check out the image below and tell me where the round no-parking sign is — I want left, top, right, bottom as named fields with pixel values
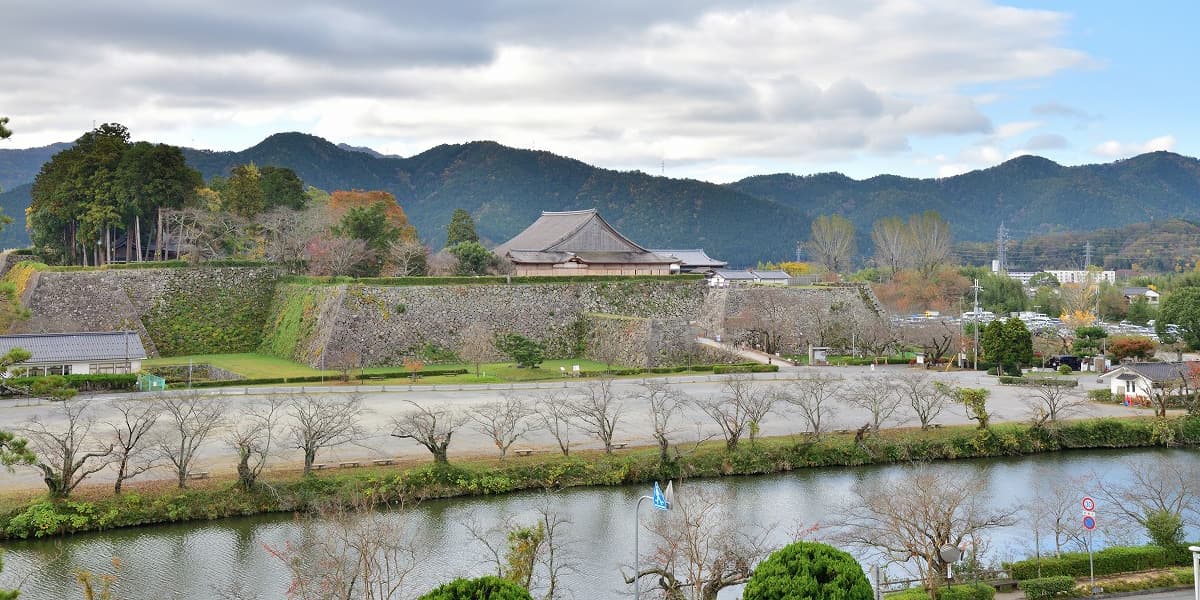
left=1083, top=515, right=1096, bottom=530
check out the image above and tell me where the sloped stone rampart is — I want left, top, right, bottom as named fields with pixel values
left=13, top=267, right=281, bottom=357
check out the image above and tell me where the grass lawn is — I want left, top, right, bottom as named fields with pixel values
left=144, top=353, right=628, bottom=383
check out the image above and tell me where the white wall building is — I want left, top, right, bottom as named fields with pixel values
left=0, top=331, right=147, bottom=375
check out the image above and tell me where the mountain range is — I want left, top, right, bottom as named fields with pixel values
left=3, top=133, right=1200, bottom=266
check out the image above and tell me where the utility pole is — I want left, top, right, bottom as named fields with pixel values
left=972, top=278, right=982, bottom=370
left=995, top=223, right=1009, bottom=273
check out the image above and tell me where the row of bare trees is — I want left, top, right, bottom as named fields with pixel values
left=17, top=392, right=367, bottom=498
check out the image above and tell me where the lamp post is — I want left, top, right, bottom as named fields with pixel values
left=634, top=481, right=673, bottom=600
left=1189, top=545, right=1199, bottom=600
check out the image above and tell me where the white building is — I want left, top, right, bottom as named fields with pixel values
left=0, top=331, right=147, bottom=375
left=1045, top=270, right=1116, bottom=284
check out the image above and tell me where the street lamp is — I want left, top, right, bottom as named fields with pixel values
left=634, top=481, right=673, bottom=600
left=1189, top=545, right=1199, bottom=600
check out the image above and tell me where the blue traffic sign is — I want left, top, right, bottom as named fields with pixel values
left=653, top=482, right=669, bottom=511
left=1083, top=516, right=1096, bottom=530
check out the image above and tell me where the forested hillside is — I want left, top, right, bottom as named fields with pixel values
left=4, top=132, right=1200, bottom=265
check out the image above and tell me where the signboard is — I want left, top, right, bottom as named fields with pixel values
left=1083, top=515, right=1096, bottom=530
left=1082, top=496, right=1097, bottom=530
left=1081, top=497, right=1095, bottom=511
left=652, top=482, right=670, bottom=511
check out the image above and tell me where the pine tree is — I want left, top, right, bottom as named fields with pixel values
left=446, top=208, right=479, bottom=247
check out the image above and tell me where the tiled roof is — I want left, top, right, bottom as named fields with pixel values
left=715, top=269, right=758, bottom=280
left=497, top=209, right=678, bottom=265
left=0, top=331, right=147, bottom=364
left=649, top=249, right=727, bottom=268
left=1120, top=362, right=1189, bottom=383
left=751, top=270, right=791, bottom=280
left=506, top=250, right=677, bottom=265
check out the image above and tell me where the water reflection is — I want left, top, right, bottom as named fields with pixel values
left=1, top=448, right=1196, bottom=599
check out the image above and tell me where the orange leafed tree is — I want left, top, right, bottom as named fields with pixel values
left=329, top=190, right=418, bottom=241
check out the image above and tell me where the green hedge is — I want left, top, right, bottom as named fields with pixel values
left=998, top=376, right=1078, bottom=387
left=888, top=584, right=995, bottom=600
left=185, top=368, right=470, bottom=388
left=713, top=364, right=780, bottom=374
left=1019, top=576, right=1076, bottom=600
left=35, top=260, right=273, bottom=272
left=282, top=274, right=704, bottom=286
left=416, top=576, right=533, bottom=599
left=1008, top=545, right=1189, bottom=579
left=4, top=373, right=137, bottom=392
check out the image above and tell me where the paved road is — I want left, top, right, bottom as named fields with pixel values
left=0, top=365, right=1148, bottom=490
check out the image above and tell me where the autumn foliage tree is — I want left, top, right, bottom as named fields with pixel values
left=1108, top=336, right=1156, bottom=361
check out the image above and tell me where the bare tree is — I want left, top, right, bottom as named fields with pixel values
left=626, top=487, right=773, bottom=600
left=464, top=494, right=576, bottom=599
left=894, top=372, right=946, bottom=430
left=258, top=205, right=326, bottom=273
left=807, top=214, right=856, bottom=274
left=837, top=464, right=1017, bottom=597
left=695, top=375, right=776, bottom=451
left=1023, top=379, right=1089, bottom=425
left=903, top=320, right=957, bottom=368
left=845, top=376, right=904, bottom=433
left=1147, top=373, right=1189, bottom=418
left=287, top=393, right=365, bottom=475
left=390, top=400, right=465, bottom=464
left=568, top=376, right=624, bottom=454
left=782, top=372, right=843, bottom=436
left=227, top=396, right=287, bottom=491
left=907, top=211, right=952, bottom=278
left=384, top=238, right=428, bottom=277
left=105, top=398, right=161, bottom=494
left=533, top=390, right=573, bottom=457
left=1095, top=459, right=1200, bottom=537
left=459, top=321, right=495, bottom=377
left=872, top=216, right=910, bottom=279
left=1025, top=471, right=1093, bottom=568
left=157, top=392, right=226, bottom=489
left=638, top=380, right=688, bottom=463
left=21, top=399, right=113, bottom=498
left=266, top=494, right=416, bottom=600
left=308, top=236, right=369, bottom=276
left=426, top=248, right=459, bottom=276
left=468, top=394, right=533, bottom=460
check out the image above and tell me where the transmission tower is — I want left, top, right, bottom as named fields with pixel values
left=995, top=223, right=1009, bottom=272
left=1083, top=241, right=1092, bottom=268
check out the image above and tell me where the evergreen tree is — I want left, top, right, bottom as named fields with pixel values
left=223, top=162, right=265, bottom=219
left=259, top=166, right=307, bottom=210
left=982, top=317, right=1033, bottom=375
left=449, top=240, right=494, bottom=275
left=446, top=208, right=479, bottom=247
left=743, top=541, right=873, bottom=600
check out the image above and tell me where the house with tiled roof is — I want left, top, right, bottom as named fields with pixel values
left=649, top=249, right=727, bottom=274
left=494, top=209, right=679, bottom=276
left=1122, top=287, right=1160, bottom=305
left=1098, top=361, right=1193, bottom=402
left=0, top=331, right=147, bottom=376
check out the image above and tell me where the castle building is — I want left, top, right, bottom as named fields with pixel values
left=494, top=209, right=679, bottom=276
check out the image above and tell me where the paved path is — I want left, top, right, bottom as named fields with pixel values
left=0, top=365, right=1149, bottom=491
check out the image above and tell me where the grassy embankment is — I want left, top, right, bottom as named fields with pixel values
left=3, top=415, right=1198, bottom=541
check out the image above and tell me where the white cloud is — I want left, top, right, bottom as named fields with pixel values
left=1091, top=135, right=1176, bottom=159
left=995, top=121, right=1041, bottom=140
left=0, top=0, right=1089, bottom=179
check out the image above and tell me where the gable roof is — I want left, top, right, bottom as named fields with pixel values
left=649, top=249, right=727, bottom=268
left=1122, top=287, right=1159, bottom=297
left=752, top=270, right=790, bottom=280
left=496, top=209, right=677, bottom=265
left=0, top=331, right=147, bottom=365
left=714, top=269, right=758, bottom=280
left=1100, top=361, right=1191, bottom=384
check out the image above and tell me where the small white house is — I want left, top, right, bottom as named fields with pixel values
left=1098, top=361, right=1192, bottom=403
left=1122, top=287, right=1161, bottom=306
left=0, top=331, right=147, bottom=376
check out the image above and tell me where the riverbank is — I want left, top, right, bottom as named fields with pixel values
left=3, top=415, right=1199, bottom=540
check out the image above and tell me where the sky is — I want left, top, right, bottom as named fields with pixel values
left=2, top=0, right=1196, bottom=182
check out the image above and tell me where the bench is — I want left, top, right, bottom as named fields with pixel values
left=312, top=463, right=327, bottom=470
left=612, top=442, right=629, bottom=450
left=186, top=471, right=210, bottom=480
left=930, top=423, right=944, bottom=429
left=339, top=461, right=361, bottom=468
left=513, top=448, right=535, bottom=457
left=371, top=459, right=395, bottom=466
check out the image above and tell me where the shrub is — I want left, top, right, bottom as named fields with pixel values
left=743, top=541, right=873, bottom=600
left=713, top=364, right=780, bottom=374
left=997, top=376, right=1077, bottom=387
left=1057, top=365, right=1073, bottom=375
left=1088, top=389, right=1114, bottom=403
left=1020, top=576, right=1076, bottom=600
left=416, top=576, right=533, bottom=600
left=888, top=584, right=995, bottom=600
left=495, top=333, right=545, bottom=368
left=1007, top=544, right=1187, bottom=579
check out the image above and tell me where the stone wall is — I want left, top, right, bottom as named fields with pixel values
left=583, top=313, right=696, bottom=368
left=262, top=280, right=709, bottom=367
left=14, top=266, right=281, bottom=357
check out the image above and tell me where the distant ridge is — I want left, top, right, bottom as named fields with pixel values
left=3, top=133, right=1200, bottom=265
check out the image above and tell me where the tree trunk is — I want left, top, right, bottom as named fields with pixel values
left=237, top=448, right=254, bottom=491
left=433, top=444, right=449, bottom=464
left=177, top=467, right=188, bottom=489
left=135, top=215, right=142, bottom=261
left=303, top=448, right=316, bottom=475
left=156, top=208, right=164, bottom=261
left=114, top=456, right=129, bottom=494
